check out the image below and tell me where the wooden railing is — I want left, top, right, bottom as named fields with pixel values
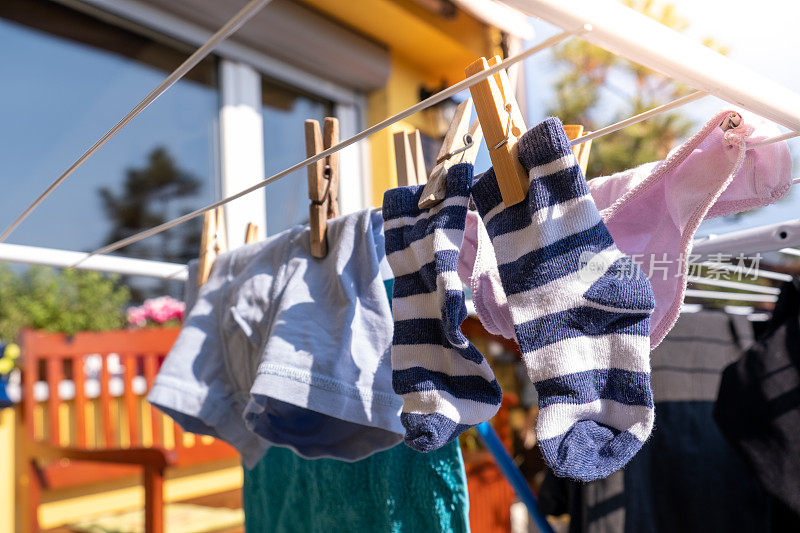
left=16, top=328, right=236, bottom=533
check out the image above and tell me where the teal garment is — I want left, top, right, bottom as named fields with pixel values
left=241, top=280, right=470, bottom=532
left=243, top=441, right=470, bottom=532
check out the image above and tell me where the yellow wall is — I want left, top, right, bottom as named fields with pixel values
left=299, top=0, right=503, bottom=204
left=299, top=0, right=494, bottom=85
left=366, top=56, right=442, bottom=205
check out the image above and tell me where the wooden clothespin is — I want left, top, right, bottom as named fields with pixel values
left=418, top=98, right=483, bottom=208
left=198, top=206, right=228, bottom=287
left=244, top=222, right=259, bottom=244
left=466, top=56, right=528, bottom=207
left=305, top=117, right=339, bottom=259
left=393, top=130, right=427, bottom=187
left=563, top=125, right=593, bottom=177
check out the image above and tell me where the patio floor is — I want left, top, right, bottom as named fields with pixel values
left=43, top=489, right=244, bottom=533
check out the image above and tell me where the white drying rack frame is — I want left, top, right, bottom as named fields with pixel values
left=508, top=0, right=800, bottom=132
left=693, top=220, right=800, bottom=260
left=0, top=243, right=188, bottom=281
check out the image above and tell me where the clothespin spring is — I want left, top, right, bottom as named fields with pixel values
left=310, top=173, right=333, bottom=207
left=436, top=133, right=475, bottom=164
left=492, top=104, right=515, bottom=151
left=719, top=111, right=742, bottom=132
left=212, top=230, right=224, bottom=254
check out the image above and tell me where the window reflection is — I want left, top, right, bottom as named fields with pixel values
left=0, top=0, right=219, bottom=298
left=262, top=78, right=332, bottom=235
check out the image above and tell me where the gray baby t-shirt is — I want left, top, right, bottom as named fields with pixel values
left=148, top=209, right=403, bottom=467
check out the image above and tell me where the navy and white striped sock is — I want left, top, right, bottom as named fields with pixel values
left=383, top=163, right=502, bottom=452
left=472, top=118, right=655, bottom=481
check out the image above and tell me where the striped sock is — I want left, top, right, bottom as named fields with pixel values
left=383, top=163, right=502, bottom=452
left=471, top=118, right=655, bottom=481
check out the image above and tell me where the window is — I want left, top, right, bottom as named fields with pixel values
left=261, top=77, right=333, bottom=235
left=0, top=0, right=219, bottom=297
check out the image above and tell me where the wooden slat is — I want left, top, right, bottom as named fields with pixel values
left=58, top=402, right=71, bottom=446
left=393, top=131, right=417, bottom=187
left=46, top=358, right=63, bottom=446
left=144, top=465, right=165, bottom=533
left=305, top=120, right=325, bottom=202
left=173, top=411, right=183, bottom=452
left=33, top=404, right=45, bottom=441
left=21, top=331, right=38, bottom=440
left=72, top=356, right=87, bottom=447
left=323, top=117, right=340, bottom=219
left=197, top=208, right=227, bottom=287
left=99, top=356, right=114, bottom=447
left=123, top=354, right=140, bottom=447
left=112, top=397, right=125, bottom=447
left=244, top=222, right=259, bottom=244
left=419, top=99, right=474, bottom=208
left=162, top=417, right=175, bottom=449
left=564, top=124, right=593, bottom=177
left=466, top=56, right=528, bottom=206
left=410, top=130, right=427, bottom=185
left=576, top=136, right=593, bottom=177
left=143, top=353, right=162, bottom=447
left=85, top=400, right=97, bottom=447
left=307, top=119, right=328, bottom=258
left=309, top=201, right=329, bottom=258
left=18, top=325, right=240, bottom=520
left=183, top=432, right=196, bottom=449
left=20, top=328, right=179, bottom=356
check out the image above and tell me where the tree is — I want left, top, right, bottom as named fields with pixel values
left=0, top=265, right=129, bottom=342
left=98, top=147, right=203, bottom=299
left=548, top=0, right=728, bottom=178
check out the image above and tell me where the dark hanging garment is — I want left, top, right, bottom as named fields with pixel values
left=714, top=278, right=800, bottom=526
left=541, top=310, right=772, bottom=533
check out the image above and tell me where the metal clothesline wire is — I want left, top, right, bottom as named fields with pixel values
left=9, top=12, right=793, bottom=272
left=569, top=90, right=707, bottom=146
left=0, top=0, right=275, bottom=244
left=74, top=31, right=719, bottom=266
left=748, top=129, right=800, bottom=148
left=72, top=29, right=580, bottom=265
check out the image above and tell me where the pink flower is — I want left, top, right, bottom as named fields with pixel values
left=127, top=306, right=147, bottom=327
left=142, top=296, right=185, bottom=324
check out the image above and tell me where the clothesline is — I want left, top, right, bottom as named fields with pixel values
left=72, top=29, right=579, bottom=264
left=75, top=83, right=794, bottom=266
left=0, top=0, right=275, bottom=244
left=73, top=49, right=720, bottom=266
left=569, top=90, right=707, bottom=146
left=0, top=0, right=797, bottom=299
left=749, top=130, right=800, bottom=148
left=2, top=0, right=796, bottom=266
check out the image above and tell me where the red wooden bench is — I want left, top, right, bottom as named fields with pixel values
left=16, top=328, right=238, bottom=533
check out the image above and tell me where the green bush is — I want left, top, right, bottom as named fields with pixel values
left=0, top=265, right=130, bottom=342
